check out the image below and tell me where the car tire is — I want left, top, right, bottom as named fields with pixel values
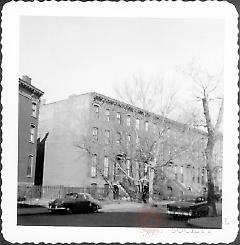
left=91, top=205, right=98, bottom=213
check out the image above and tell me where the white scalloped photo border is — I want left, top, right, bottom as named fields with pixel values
left=1, top=1, right=239, bottom=244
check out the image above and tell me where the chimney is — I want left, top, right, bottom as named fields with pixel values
left=22, top=75, right=32, bottom=84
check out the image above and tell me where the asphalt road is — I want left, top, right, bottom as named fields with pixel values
left=17, top=209, right=191, bottom=228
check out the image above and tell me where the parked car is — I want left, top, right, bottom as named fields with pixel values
left=48, top=192, right=102, bottom=214
left=167, top=195, right=209, bottom=218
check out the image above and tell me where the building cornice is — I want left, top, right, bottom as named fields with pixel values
left=91, top=92, right=208, bottom=137
left=19, top=78, right=44, bottom=97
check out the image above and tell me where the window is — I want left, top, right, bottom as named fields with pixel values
left=197, top=167, right=200, bottom=183
left=180, top=166, right=184, bottom=183
left=30, top=125, right=35, bottom=143
left=116, top=132, right=121, bottom=144
left=192, top=167, right=195, bottom=182
left=136, top=136, right=140, bottom=147
left=32, top=102, right=37, bottom=117
left=92, top=127, right=98, bottom=140
left=91, top=154, right=97, bottom=177
left=93, top=104, right=100, bottom=118
left=105, top=109, right=110, bottom=121
left=105, top=130, right=110, bottom=144
left=174, top=165, right=178, bottom=180
left=116, top=112, right=121, bottom=124
left=145, top=121, right=149, bottom=131
left=136, top=118, right=140, bottom=130
left=126, top=159, right=131, bottom=176
left=127, top=135, right=131, bottom=147
left=201, top=168, right=205, bottom=184
left=126, top=115, right=131, bottom=127
left=104, top=157, right=109, bottom=177
left=26, top=155, right=33, bottom=177
left=144, top=164, right=148, bottom=174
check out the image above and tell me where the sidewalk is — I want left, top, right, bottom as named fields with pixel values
left=188, top=216, right=222, bottom=229
left=188, top=202, right=222, bottom=229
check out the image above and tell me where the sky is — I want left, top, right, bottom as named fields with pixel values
left=19, top=17, right=224, bottom=106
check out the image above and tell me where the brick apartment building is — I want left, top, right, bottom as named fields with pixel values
left=38, top=92, right=222, bottom=198
left=18, top=76, right=44, bottom=187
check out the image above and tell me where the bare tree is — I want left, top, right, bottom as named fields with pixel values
left=114, top=74, right=178, bottom=118
left=182, top=62, right=223, bottom=216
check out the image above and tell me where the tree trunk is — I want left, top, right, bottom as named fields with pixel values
left=205, top=135, right=218, bottom=217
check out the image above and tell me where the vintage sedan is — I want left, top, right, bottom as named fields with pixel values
left=48, top=192, right=102, bottom=214
left=167, top=195, right=209, bottom=218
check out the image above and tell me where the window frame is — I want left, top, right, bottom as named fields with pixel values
left=30, top=124, right=36, bottom=143
left=26, top=155, right=34, bottom=177
left=144, top=121, right=149, bottom=131
left=105, top=109, right=110, bottom=121
left=32, top=102, right=37, bottom=117
left=126, top=115, right=131, bottom=127
left=92, top=127, right=98, bottom=141
left=116, top=112, right=121, bottom=124
left=126, top=159, right=131, bottom=176
left=104, top=156, right=109, bottom=177
left=91, top=154, right=97, bottom=177
left=136, top=118, right=140, bottom=130
left=116, top=132, right=121, bottom=144
left=93, top=104, right=100, bottom=118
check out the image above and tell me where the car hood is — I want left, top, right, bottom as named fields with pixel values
left=49, top=198, right=76, bottom=204
left=168, top=201, right=195, bottom=208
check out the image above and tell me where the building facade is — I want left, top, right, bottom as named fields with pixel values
left=38, top=92, right=222, bottom=198
left=18, top=76, right=44, bottom=187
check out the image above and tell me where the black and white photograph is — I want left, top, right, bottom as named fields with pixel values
left=1, top=1, right=238, bottom=244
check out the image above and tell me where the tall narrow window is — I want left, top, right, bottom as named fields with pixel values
left=192, top=167, right=195, bottom=182
left=93, top=105, right=99, bottom=118
left=105, top=130, right=110, bottom=144
left=104, top=156, right=109, bottom=177
left=32, top=102, right=37, bottom=117
left=116, top=132, right=121, bottom=144
left=197, top=167, right=200, bottom=183
left=201, top=167, right=205, bottom=184
left=105, top=109, right=110, bottom=121
left=127, top=135, right=131, bottom=147
left=92, top=127, right=98, bottom=140
left=174, top=165, right=178, bottom=180
left=126, top=159, right=131, bottom=176
left=136, top=135, right=140, bottom=147
left=144, top=121, right=149, bottom=131
left=91, top=154, right=97, bottom=177
left=126, top=115, right=131, bottom=127
left=180, top=166, right=184, bottom=183
left=26, top=155, right=33, bottom=177
left=30, top=125, right=35, bottom=143
left=136, top=118, right=140, bottom=130
left=116, top=112, right=121, bottom=124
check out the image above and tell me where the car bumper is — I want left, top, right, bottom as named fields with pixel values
left=48, top=206, right=66, bottom=211
left=167, top=210, right=192, bottom=216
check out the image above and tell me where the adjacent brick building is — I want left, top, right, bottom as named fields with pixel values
left=38, top=92, right=222, bottom=198
left=18, top=76, right=44, bottom=187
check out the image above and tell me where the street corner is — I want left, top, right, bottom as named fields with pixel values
left=188, top=216, right=222, bottom=229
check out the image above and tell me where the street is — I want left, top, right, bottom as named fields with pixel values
left=17, top=208, right=191, bottom=228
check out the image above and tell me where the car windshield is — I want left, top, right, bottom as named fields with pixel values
left=65, top=193, right=78, bottom=198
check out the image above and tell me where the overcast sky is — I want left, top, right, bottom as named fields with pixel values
left=19, top=17, right=224, bottom=105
